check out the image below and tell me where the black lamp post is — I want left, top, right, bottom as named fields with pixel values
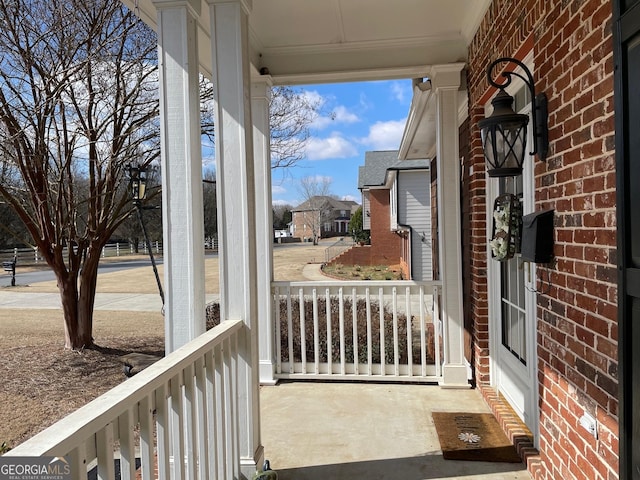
left=479, top=57, right=549, bottom=177
left=128, top=165, right=164, bottom=305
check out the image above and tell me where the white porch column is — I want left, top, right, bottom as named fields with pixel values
left=431, top=63, right=469, bottom=388
left=208, top=0, right=263, bottom=476
left=251, top=76, right=277, bottom=385
left=153, top=0, right=206, bottom=353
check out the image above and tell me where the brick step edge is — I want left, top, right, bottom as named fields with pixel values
left=479, top=385, right=543, bottom=478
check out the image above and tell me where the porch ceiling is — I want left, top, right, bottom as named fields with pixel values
left=127, top=0, right=490, bottom=84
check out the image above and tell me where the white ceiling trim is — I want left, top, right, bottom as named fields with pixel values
left=270, top=65, right=432, bottom=87
left=460, top=0, right=492, bottom=43
left=255, top=32, right=464, bottom=57
left=125, top=0, right=491, bottom=88
left=332, top=0, right=347, bottom=44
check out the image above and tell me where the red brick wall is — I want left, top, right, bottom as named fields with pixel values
left=327, top=189, right=403, bottom=269
left=291, top=210, right=317, bottom=241
left=467, top=1, right=617, bottom=479
left=368, top=189, right=402, bottom=265
left=330, top=245, right=372, bottom=266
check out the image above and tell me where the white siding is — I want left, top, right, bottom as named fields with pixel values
left=390, top=181, right=398, bottom=231
left=397, top=170, right=432, bottom=281
left=362, top=191, right=371, bottom=230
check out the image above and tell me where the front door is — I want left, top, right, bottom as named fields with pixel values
left=615, top=1, right=640, bottom=477
left=487, top=78, right=539, bottom=441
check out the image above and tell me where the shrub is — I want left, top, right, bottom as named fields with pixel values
left=206, top=298, right=437, bottom=366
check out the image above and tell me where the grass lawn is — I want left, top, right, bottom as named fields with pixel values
left=0, top=243, right=328, bottom=450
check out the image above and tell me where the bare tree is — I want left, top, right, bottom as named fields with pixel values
left=269, top=86, right=323, bottom=170
left=198, top=80, right=321, bottom=172
left=0, top=0, right=159, bottom=349
left=199, top=75, right=216, bottom=145
left=296, top=176, right=333, bottom=245
left=202, top=168, right=217, bottom=248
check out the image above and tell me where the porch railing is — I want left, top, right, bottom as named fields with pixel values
left=272, top=280, right=443, bottom=383
left=4, top=319, right=244, bottom=480
left=324, top=237, right=355, bottom=263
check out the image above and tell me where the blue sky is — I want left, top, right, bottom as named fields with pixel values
left=271, top=79, right=414, bottom=207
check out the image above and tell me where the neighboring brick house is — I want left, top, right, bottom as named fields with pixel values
left=291, top=196, right=358, bottom=242
left=334, top=150, right=433, bottom=281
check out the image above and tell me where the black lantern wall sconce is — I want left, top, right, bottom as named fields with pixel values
left=479, top=57, right=549, bottom=177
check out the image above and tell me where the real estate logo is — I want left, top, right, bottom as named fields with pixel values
left=0, top=457, right=71, bottom=480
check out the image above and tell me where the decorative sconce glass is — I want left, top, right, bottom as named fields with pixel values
left=127, top=165, right=147, bottom=203
left=479, top=57, right=549, bottom=177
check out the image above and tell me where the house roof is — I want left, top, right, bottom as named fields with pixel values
left=359, top=151, right=400, bottom=187
left=359, top=151, right=430, bottom=189
left=292, top=196, right=358, bottom=212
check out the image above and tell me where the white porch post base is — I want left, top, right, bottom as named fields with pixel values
left=439, top=364, right=471, bottom=388
left=259, top=361, right=277, bottom=386
left=241, top=445, right=265, bottom=479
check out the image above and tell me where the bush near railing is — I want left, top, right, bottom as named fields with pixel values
left=206, top=302, right=221, bottom=330
left=205, top=299, right=436, bottom=366
left=279, top=297, right=435, bottom=366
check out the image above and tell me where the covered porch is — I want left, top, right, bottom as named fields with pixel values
left=4, top=1, right=512, bottom=478
left=3, top=315, right=532, bottom=479
left=262, top=382, right=531, bottom=479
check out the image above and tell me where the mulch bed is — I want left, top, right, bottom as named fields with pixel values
left=0, top=336, right=163, bottom=449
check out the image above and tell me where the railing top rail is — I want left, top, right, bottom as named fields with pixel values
left=272, top=279, right=442, bottom=288
left=326, top=237, right=354, bottom=248
left=5, top=319, right=244, bottom=457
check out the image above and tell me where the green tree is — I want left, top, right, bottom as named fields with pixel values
left=273, top=203, right=293, bottom=230
left=349, top=207, right=370, bottom=244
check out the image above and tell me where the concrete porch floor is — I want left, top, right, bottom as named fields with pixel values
left=261, top=382, right=533, bottom=480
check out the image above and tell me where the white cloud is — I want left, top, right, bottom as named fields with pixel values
left=300, top=89, right=327, bottom=106
left=360, top=119, right=407, bottom=151
left=333, top=105, right=359, bottom=124
left=342, top=194, right=360, bottom=203
left=312, top=105, right=360, bottom=130
left=359, top=92, right=373, bottom=112
left=272, top=185, right=286, bottom=195
left=390, top=81, right=410, bottom=104
left=306, top=132, right=358, bottom=160
left=305, top=174, right=333, bottom=184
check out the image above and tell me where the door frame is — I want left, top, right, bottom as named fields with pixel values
left=614, top=0, right=640, bottom=477
left=486, top=52, right=540, bottom=445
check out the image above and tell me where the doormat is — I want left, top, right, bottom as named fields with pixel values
left=432, top=412, right=522, bottom=463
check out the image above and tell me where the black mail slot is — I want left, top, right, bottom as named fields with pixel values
left=521, top=209, right=554, bottom=263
